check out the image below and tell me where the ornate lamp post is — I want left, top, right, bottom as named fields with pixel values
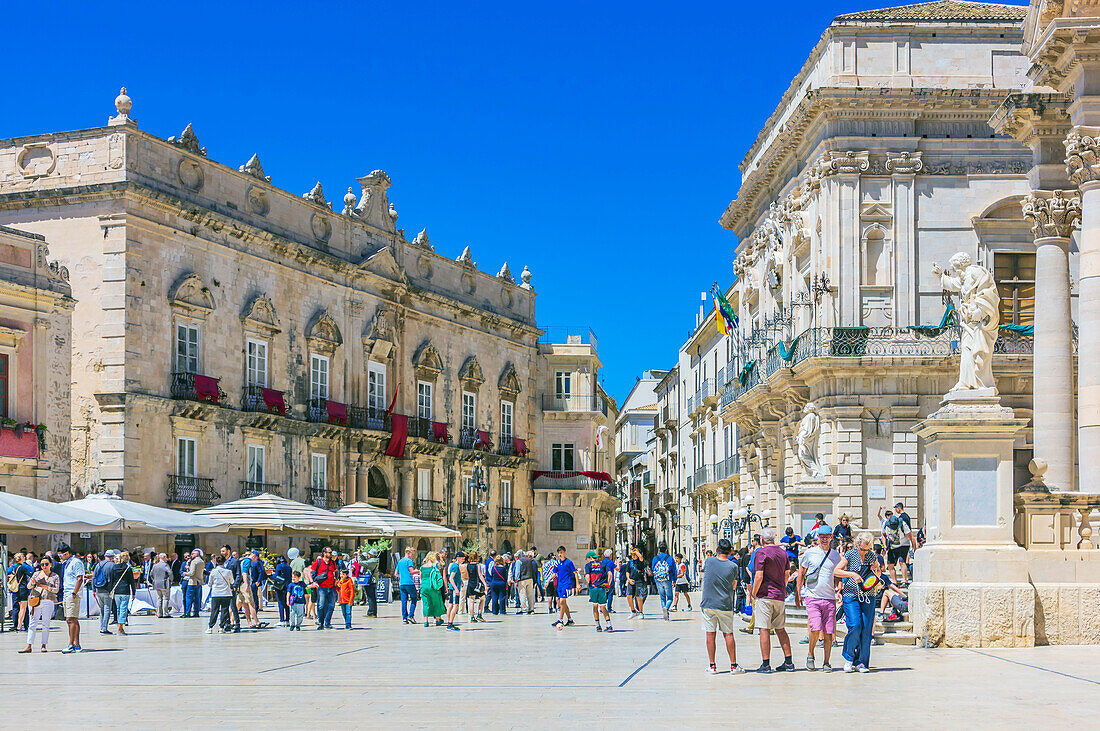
left=471, top=454, right=488, bottom=550
left=710, top=497, right=773, bottom=546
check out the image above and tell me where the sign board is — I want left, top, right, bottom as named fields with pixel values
left=575, top=535, right=589, bottom=547
left=79, top=533, right=92, bottom=539
left=867, top=485, right=886, bottom=500
left=375, top=576, right=391, bottom=603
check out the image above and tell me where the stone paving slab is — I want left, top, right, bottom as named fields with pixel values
left=0, top=597, right=1091, bottom=727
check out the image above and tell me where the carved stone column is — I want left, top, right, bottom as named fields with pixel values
left=1066, top=127, right=1100, bottom=492
left=1021, top=190, right=1081, bottom=491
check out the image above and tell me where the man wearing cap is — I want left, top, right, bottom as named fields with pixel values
left=795, top=524, right=841, bottom=671
left=361, top=548, right=380, bottom=617
left=58, top=544, right=85, bottom=653
left=248, top=549, right=266, bottom=615
left=886, top=502, right=915, bottom=586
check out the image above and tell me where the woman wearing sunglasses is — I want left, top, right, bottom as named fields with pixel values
left=20, top=557, right=60, bottom=653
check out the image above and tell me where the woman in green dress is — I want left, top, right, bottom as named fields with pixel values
left=420, top=552, right=446, bottom=627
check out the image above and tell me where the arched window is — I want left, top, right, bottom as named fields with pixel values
left=368, top=467, right=388, bottom=501
left=500, top=539, right=513, bottom=555
left=550, top=511, right=574, bottom=532
left=862, top=225, right=891, bottom=287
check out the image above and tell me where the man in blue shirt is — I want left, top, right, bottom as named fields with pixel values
left=551, top=546, right=579, bottom=629
left=397, top=547, right=417, bottom=624
left=651, top=542, right=678, bottom=620
left=602, top=549, right=617, bottom=614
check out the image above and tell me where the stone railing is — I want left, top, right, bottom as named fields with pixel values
left=1014, top=487, right=1100, bottom=550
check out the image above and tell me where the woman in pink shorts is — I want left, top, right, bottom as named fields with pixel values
left=795, top=524, right=842, bottom=671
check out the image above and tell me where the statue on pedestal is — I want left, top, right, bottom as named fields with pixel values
left=797, top=402, right=826, bottom=481
left=931, top=253, right=1000, bottom=392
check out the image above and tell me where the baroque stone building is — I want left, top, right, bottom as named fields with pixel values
left=714, top=1, right=1057, bottom=537
left=0, top=91, right=540, bottom=552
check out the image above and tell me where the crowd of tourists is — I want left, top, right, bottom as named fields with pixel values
left=698, top=502, right=919, bottom=675
left=7, top=502, right=918, bottom=670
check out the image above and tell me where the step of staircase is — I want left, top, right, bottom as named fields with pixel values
left=766, top=607, right=917, bottom=645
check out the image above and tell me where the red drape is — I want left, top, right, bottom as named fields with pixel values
left=477, top=430, right=491, bottom=449
left=326, top=400, right=347, bottom=425
left=0, top=427, right=38, bottom=459
left=431, top=422, right=448, bottom=443
left=386, top=414, right=409, bottom=458
left=531, top=470, right=612, bottom=483
left=513, top=437, right=528, bottom=455
left=193, top=374, right=220, bottom=404
left=261, top=388, right=286, bottom=415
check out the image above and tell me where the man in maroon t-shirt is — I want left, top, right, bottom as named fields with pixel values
left=750, top=528, right=794, bottom=672
left=310, top=547, right=338, bottom=629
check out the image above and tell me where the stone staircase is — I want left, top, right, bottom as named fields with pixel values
left=781, top=605, right=918, bottom=646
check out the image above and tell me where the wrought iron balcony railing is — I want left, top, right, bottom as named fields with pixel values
left=541, top=393, right=604, bottom=412
left=242, top=385, right=286, bottom=415
left=458, top=502, right=487, bottom=525
left=240, top=480, right=280, bottom=499
left=308, top=486, right=344, bottom=510
left=347, top=405, right=391, bottom=432
left=166, top=475, right=219, bottom=506
left=307, top=397, right=347, bottom=425
left=497, top=507, right=525, bottom=527
left=171, top=372, right=226, bottom=405
left=415, top=499, right=446, bottom=521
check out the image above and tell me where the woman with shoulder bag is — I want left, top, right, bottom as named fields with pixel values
left=109, top=550, right=136, bottom=635
left=833, top=533, right=881, bottom=673
left=21, top=556, right=59, bottom=653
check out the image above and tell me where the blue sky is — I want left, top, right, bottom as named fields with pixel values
left=7, top=0, right=1025, bottom=403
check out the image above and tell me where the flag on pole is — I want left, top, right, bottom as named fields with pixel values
left=595, top=425, right=609, bottom=449
left=713, top=284, right=737, bottom=334
left=714, top=302, right=729, bottom=336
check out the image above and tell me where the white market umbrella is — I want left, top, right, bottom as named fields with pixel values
left=193, top=493, right=382, bottom=536
left=62, top=495, right=228, bottom=534
left=0, top=491, right=122, bottom=533
left=337, top=502, right=461, bottom=539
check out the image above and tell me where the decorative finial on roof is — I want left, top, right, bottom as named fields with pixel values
left=413, top=228, right=433, bottom=250
left=497, top=262, right=514, bottom=283
left=457, top=246, right=476, bottom=269
left=239, top=154, right=271, bottom=182
left=354, top=171, right=396, bottom=232
left=520, top=265, right=533, bottom=290
left=109, top=87, right=135, bottom=126
left=303, top=181, right=331, bottom=209
left=342, top=187, right=357, bottom=215
left=167, top=123, right=207, bottom=156
left=388, top=202, right=399, bottom=224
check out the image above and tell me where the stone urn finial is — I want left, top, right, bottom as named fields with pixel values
left=1019, top=457, right=1052, bottom=493
left=343, top=187, right=357, bottom=215
left=520, top=265, right=533, bottom=290
left=110, top=86, right=135, bottom=126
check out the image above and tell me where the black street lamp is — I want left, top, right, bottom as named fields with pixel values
left=710, top=497, right=773, bottom=545
left=471, top=454, right=489, bottom=550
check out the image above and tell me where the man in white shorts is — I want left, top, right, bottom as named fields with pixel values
left=700, top=538, right=745, bottom=675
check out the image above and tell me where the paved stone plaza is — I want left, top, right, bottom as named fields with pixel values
left=0, top=595, right=1091, bottom=726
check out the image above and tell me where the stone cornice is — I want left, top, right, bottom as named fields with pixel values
left=1025, top=18, right=1100, bottom=90
left=1065, top=125, right=1100, bottom=187
left=722, top=88, right=1016, bottom=234
left=1021, top=189, right=1081, bottom=239
left=988, top=92, right=1072, bottom=142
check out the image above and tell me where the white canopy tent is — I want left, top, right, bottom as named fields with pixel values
left=62, top=494, right=229, bottom=534
left=193, top=493, right=387, bottom=536
left=0, top=491, right=123, bottom=533
left=337, top=502, right=461, bottom=539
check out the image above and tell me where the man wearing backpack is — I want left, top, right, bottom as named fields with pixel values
left=272, top=556, right=292, bottom=626
left=94, top=550, right=117, bottom=632
left=651, top=542, right=677, bottom=621
left=886, top=502, right=915, bottom=586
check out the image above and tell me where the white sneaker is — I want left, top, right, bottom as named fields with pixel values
left=844, top=661, right=855, bottom=673
left=806, top=656, right=816, bottom=671
left=705, top=665, right=718, bottom=675
left=857, top=664, right=870, bottom=673
left=204, top=628, right=213, bottom=634
left=663, top=607, right=670, bottom=620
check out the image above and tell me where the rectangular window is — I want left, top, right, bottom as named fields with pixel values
left=0, top=353, right=8, bottom=418
left=367, top=362, right=386, bottom=411
left=417, top=381, right=433, bottom=421
left=176, top=323, right=199, bottom=374
left=417, top=467, right=432, bottom=501
left=994, top=252, right=1035, bottom=327
left=463, top=474, right=476, bottom=505
left=311, top=453, right=327, bottom=491
left=552, top=443, right=575, bottom=472
left=501, top=479, right=512, bottom=509
left=310, top=354, right=329, bottom=400
left=554, top=371, right=571, bottom=398
left=500, top=401, right=513, bottom=440
left=247, top=444, right=265, bottom=483
left=246, top=339, right=268, bottom=387
left=177, top=437, right=197, bottom=477
left=462, top=391, right=476, bottom=430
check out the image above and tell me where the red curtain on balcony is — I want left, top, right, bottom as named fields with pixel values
left=326, top=400, right=347, bottom=425
left=193, top=375, right=220, bottom=403
left=531, top=470, right=612, bottom=483
left=477, top=430, right=491, bottom=450
left=261, top=388, right=286, bottom=415
left=0, top=427, right=39, bottom=459
left=386, top=414, right=408, bottom=458
left=432, top=422, right=448, bottom=443
left=513, top=437, right=528, bottom=456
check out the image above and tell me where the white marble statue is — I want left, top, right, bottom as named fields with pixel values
left=797, top=402, right=826, bottom=480
left=932, top=252, right=1000, bottom=392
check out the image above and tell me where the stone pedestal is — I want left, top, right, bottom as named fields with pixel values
left=910, top=390, right=1034, bottom=647
left=784, top=476, right=836, bottom=532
